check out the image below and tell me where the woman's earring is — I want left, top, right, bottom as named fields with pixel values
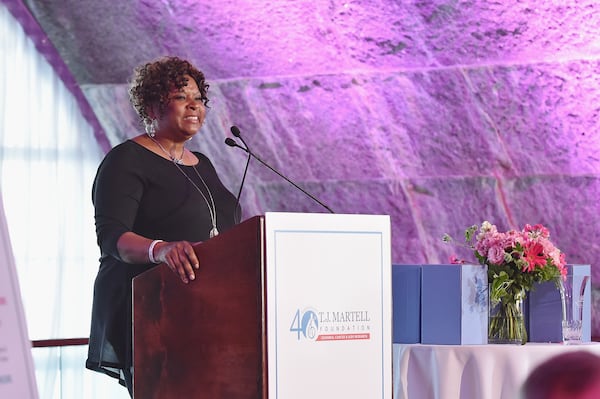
left=145, top=119, right=158, bottom=137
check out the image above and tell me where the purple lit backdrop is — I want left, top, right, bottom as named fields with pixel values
left=6, top=0, right=600, bottom=335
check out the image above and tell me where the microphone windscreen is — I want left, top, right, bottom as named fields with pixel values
left=230, top=125, right=241, bottom=137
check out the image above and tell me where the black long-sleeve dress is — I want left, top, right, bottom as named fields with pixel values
left=85, top=140, right=239, bottom=387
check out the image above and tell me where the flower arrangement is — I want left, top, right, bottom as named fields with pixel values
left=443, top=221, right=567, bottom=344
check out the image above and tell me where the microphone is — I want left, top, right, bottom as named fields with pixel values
left=225, top=126, right=334, bottom=214
left=225, top=137, right=246, bottom=151
left=230, top=125, right=250, bottom=151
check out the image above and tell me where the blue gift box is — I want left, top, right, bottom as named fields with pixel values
left=391, top=265, right=421, bottom=343
left=528, top=264, right=591, bottom=343
left=420, top=264, right=488, bottom=345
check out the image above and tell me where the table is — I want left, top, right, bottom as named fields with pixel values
left=393, top=342, right=600, bottom=399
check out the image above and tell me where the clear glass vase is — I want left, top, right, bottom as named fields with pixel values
left=488, top=287, right=527, bottom=345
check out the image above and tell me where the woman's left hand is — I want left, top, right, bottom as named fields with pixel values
left=153, top=240, right=200, bottom=284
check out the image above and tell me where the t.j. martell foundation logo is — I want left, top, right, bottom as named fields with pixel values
left=289, top=308, right=371, bottom=342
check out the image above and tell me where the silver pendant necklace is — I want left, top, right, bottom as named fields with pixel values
left=178, top=164, right=220, bottom=238
left=149, top=134, right=219, bottom=238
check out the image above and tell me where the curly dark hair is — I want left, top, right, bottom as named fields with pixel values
left=129, top=56, right=210, bottom=126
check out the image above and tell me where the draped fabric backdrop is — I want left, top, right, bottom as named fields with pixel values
left=0, top=5, right=127, bottom=398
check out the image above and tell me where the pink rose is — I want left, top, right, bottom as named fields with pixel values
left=487, top=245, right=505, bottom=264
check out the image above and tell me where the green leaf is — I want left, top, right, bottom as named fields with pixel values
left=465, top=225, right=478, bottom=242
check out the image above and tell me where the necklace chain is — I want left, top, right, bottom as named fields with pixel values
left=149, top=135, right=185, bottom=164
left=148, top=134, right=219, bottom=238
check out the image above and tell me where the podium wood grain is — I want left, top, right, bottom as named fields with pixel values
left=133, top=216, right=266, bottom=399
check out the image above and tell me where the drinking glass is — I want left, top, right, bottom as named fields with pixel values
left=559, top=272, right=589, bottom=344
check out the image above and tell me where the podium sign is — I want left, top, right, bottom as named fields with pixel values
left=265, top=212, right=392, bottom=399
left=0, top=198, right=38, bottom=399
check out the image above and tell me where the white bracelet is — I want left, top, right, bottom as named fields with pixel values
left=148, top=239, right=164, bottom=264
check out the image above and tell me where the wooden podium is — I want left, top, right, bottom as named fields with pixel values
left=133, top=213, right=392, bottom=399
left=133, top=215, right=266, bottom=399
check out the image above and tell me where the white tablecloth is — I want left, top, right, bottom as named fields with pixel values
left=393, top=342, right=600, bottom=399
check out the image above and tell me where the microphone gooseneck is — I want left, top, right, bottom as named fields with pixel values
left=226, top=136, right=252, bottom=223
left=224, top=126, right=334, bottom=214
